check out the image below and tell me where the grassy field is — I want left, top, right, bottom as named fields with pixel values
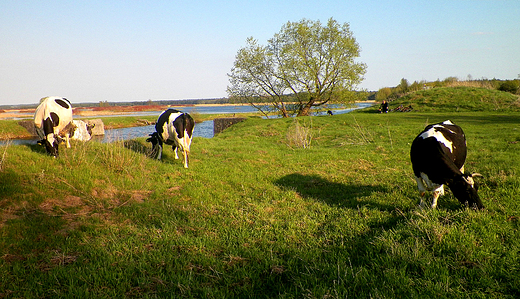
left=1, top=87, right=520, bottom=298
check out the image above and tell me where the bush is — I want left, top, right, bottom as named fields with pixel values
left=498, top=80, right=519, bottom=94
left=376, top=87, right=392, bottom=101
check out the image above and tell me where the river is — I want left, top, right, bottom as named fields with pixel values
left=1, top=102, right=373, bottom=145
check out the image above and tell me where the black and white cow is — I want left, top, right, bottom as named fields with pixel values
left=34, top=96, right=74, bottom=157
left=146, top=109, right=195, bottom=168
left=410, top=120, right=483, bottom=209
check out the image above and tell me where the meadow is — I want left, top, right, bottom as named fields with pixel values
left=1, top=87, right=519, bottom=298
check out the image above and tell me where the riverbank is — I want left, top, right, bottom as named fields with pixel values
left=0, top=101, right=375, bottom=120
left=0, top=102, right=374, bottom=140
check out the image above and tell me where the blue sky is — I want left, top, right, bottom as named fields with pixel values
left=1, top=0, right=519, bottom=105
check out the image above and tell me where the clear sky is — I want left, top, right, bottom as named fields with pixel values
left=1, top=0, right=519, bottom=106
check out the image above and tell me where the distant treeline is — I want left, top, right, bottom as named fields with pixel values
left=0, top=98, right=231, bottom=110
left=376, top=77, right=520, bottom=102
left=95, top=97, right=231, bottom=108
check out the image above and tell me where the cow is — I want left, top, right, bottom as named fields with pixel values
left=410, top=120, right=483, bottom=209
left=69, top=120, right=96, bottom=141
left=34, top=96, right=74, bottom=157
left=146, top=109, right=195, bottom=168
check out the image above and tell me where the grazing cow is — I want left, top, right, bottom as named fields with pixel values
left=146, top=109, right=195, bottom=168
left=69, top=120, right=96, bottom=141
left=410, top=120, right=483, bottom=209
left=34, top=96, right=73, bottom=157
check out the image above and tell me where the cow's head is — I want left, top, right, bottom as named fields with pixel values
left=146, top=132, right=162, bottom=158
left=146, top=132, right=160, bottom=147
left=86, top=123, right=95, bottom=137
left=38, top=136, right=59, bottom=158
left=449, top=173, right=484, bottom=209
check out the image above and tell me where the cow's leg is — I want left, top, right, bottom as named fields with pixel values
left=65, top=134, right=71, bottom=148
left=431, top=185, right=444, bottom=209
left=182, top=150, right=189, bottom=168
left=157, top=144, right=163, bottom=160
left=415, top=176, right=428, bottom=207
left=172, top=145, right=179, bottom=159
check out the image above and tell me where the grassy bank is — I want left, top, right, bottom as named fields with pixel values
left=388, top=87, right=520, bottom=113
left=1, top=87, right=520, bottom=297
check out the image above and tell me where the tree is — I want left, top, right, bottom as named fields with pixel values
left=227, top=18, right=367, bottom=117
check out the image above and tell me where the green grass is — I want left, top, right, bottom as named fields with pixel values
left=0, top=119, right=35, bottom=139
left=373, top=86, right=520, bottom=113
left=1, top=88, right=520, bottom=298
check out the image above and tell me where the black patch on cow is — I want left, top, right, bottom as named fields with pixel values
left=184, top=113, right=195, bottom=138
left=55, top=98, right=71, bottom=109
left=155, top=109, right=182, bottom=136
left=42, top=117, right=55, bottom=136
left=411, top=136, right=462, bottom=185
left=50, top=112, right=60, bottom=127
left=172, top=113, right=195, bottom=139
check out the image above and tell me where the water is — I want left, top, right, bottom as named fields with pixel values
left=98, top=120, right=214, bottom=143
left=1, top=102, right=373, bottom=145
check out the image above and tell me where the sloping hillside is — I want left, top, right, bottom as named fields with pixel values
left=385, top=87, right=520, bottom=112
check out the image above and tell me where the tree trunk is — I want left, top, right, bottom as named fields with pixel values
left=280, top=102, right=289, bottom=118
left=297, top=98, right=315, bottom=117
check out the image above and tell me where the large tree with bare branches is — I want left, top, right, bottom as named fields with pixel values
left=227, top=18, right=367, bottom=117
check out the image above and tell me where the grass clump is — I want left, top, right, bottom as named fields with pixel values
left=286, top=118, right=314, bottom=149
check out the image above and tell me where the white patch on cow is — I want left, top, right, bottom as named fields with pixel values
left=419, top=123, right=454, bottom=152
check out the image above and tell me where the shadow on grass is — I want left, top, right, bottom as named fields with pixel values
left=275, top=173, right=394, bottom=211
left=123, top=139, right=150, bottom=155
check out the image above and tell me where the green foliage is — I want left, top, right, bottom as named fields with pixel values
left=228, top=18, right=367, bottom=117
left=498, top=80, right=520, bottom=94
left=1, top=103, right=520, bottom=297
left=376, top=87, right=392, bottom=101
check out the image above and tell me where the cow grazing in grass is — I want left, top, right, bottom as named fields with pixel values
left=410, top=120, right=483, bottom=209
left=146, top=109, right=195, bottom=168
left=34, top=96, right=74, bottom=157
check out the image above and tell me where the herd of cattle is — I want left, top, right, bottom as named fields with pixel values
left=33, top=96, right=483, bottom=210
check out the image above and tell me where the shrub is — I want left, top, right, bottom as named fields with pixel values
left=376, top=87, right=392, bottom=101
left=498, top=80, right=519, bottom=94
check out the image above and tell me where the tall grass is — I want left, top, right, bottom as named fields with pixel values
left=286, top=118, right=314, bottom=148
left=1, top=110, right=519, bottom=298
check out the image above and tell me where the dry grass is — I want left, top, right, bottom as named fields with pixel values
left=286, top=118, right=314, bottom=148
